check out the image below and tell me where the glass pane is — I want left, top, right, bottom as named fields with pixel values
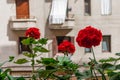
left=102, top=36, right=111, bottom=52
left=85, top=48, right=91, bottom=53
left=84, top=0, right=91, bottom=16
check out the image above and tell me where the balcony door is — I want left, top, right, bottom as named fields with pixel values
left=16, top=0, right=29, bottom=19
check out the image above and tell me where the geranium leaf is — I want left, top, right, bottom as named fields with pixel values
left=101, top=63, right=114, bottom=70
left=115, top=53, right=120, bottom=56
left=41, top=58, right=58, bottom=65
left=116, top=64, right=120, bottom=70
left=23, top=52, right=37, bottom=58
left=14, top=58, right=29, bottom=64
left=33, top=46, right=49, bottom=53
left=99, top=57, right=117, bottom=63
left=21, top=38, right=31, bottom=45
left=38, top=38, right=48, bottom=45
left=7, top=74, right=15, bottom=80
left=9, top=56, right=14, bottom=62
left=109, top=73, right=120, bottom=80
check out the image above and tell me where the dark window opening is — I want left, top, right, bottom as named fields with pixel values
left=19, top=37, right=31, bottom=53
left=85, top=48, right=91, bottom=53
left=56, top=36, right=74, bottom=52
left=102, top=36, right=111, bottom=52
left=84, top=0, right=91, bottom=16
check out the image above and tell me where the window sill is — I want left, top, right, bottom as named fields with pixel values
left=49, top=17, right=75, bottom=30
left=9, top=16, right=37, bottom=30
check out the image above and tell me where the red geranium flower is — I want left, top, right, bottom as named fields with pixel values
left=58, top=40, right=75, bottom=54
left=76, top=26, right=102, bottom=48
left=25, top=27, right=40, bottom=39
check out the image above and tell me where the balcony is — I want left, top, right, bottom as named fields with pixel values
left=49, top=17, right=75, bottom=30
left=9, top=16, right=37, bottom=30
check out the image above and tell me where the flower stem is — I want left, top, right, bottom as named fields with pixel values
left=32, top=55, right=35, bottom=78
left=29, top=44, right=36, bottom=80
left=91, top=47, right=97, bottom=64
left=91, top=47, right=98, bottom=80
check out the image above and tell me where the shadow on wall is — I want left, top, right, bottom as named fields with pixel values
left=7, top=20, right=25, bottom=41
left=7, top=20, right=18, bottom=41
left=6, top=0, right=15, bottom=4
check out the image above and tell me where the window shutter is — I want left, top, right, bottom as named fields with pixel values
left=16, top=0, right=29, bottom=19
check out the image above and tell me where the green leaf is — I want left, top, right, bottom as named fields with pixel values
left=75, top=70, right=92, bottom=79
left=83, top=63, right=89, bottom=67
left=14, top=58, right=29, bottom=64
left=58, top=56, right=70, bottom=63
left=23, top=52, right=37, bottom=58
left=38, top=38, right=48, bottom=45
left=16, top=77, right=25, bottom=80
left=99, top=63, right=114, bottom=70
left=21, top=38, right=32, bottom=45
left=107, top=71, right=117, bottom=77
left=33, top=46, right=49, bottom=53
left=7, top=74, right=15, bottom=80
left=41, top=58, right=58, bottom=65
left=9, top=56, right=14, bottom=62
left=110, top=73, right=120, bottom=80
left=116, top=64, right=120, bottom=70
left=38, top=69, right=56, bottom=79
left=115, top=53, right=120, bottom=56
left=99, top=57, right=118, bottom=63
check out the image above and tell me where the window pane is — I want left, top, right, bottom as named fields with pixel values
left=102, top=36, right=111, bottom=52
left=84, top=0, right=91, bottom=16
left=85, top=48, right=91, bottom=53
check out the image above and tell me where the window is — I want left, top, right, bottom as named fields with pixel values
left=85, top=48, right=91, bottom=53
left=49, top=0, right=68, bottom=24
left=19, top=37, right=31, bottom=53
left=102, top=36, right=111, bottom=52
left=56, top=36, right=74, bottom=52
left=84, top=0, right=91, bottom=16
left=101, top=0, right=111, bottom=15
left=16, top=0, right=29, bottom=19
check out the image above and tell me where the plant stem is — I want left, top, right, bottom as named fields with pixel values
left=31, top=52, right=35, bottom=80
left=93, top=69, right=98, bottom=80
left=91, top=47, right=106, bottom=80
left=91, top=47, right=97, bottom=64
left=29, top=44, right=35, bottom=80
left=91, top=47, right=98, bottom=80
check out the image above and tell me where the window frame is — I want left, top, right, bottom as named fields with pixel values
left=84, top=0, right=91, bottom=16
left=102, top=35, right=111, bottom=52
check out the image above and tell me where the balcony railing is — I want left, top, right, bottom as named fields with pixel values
left=9, top=16, right=37, bottom=30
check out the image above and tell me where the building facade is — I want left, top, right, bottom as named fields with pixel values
left=0, top=0, right=120, bottom=77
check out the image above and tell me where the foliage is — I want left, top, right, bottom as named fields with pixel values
left=37, top=57, right=80, bottom=80
left=0, top=56, right=14, bottom=80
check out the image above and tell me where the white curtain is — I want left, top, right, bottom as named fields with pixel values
left=49, top=0, right=68, bottom=24
left=101, top=0, right=111, bottom=15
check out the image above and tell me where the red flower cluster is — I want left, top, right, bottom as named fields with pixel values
left=58, top=40, right=75, bottom=54
left=76, top=26, right=102, bottom=48
left=25, top=27, right=40, bottom=39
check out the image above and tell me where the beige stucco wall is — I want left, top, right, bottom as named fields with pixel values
left=1, top=0, right=120, bottom=65
left=0, top=0, right=46, bottom=61
left=44, top=0, right=120, bottom=64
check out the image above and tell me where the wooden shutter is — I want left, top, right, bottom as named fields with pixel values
left=16, top=0, right=29, bottom=19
